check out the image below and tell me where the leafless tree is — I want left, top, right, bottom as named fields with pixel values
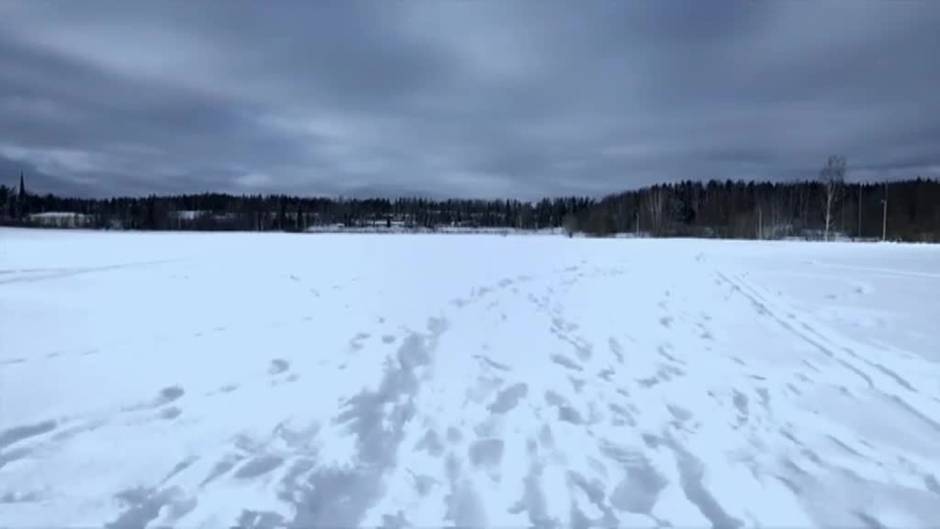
left=645, top=186, right=666, bottom=235
left=820, top=155, right=846, bottom=241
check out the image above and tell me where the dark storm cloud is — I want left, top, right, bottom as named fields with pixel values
left=1, top=1, right=938, bottom=199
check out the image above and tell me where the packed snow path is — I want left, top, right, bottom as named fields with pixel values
left=2, top=229, right=939, bottom=528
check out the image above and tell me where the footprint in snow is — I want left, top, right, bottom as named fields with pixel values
left=446, top=426, right=464, bottom=445
left=0, top=491, right=42, bottom=503
left=268, top=359, right=290, bottom=375
left=200, top=455, right=243, bottom=487
left=206, top=383, right=238, bottom=396
left=0, top=357, right=26, bottom=366
left=544, top=391, right=584, bottom=424
left=0, top=419, right=58, bottom=450
left=474, top=354, right=510, bottom=372
left=415, top=429, right=446, bottom=457
left=551, top=354, right=583, bottom=372
left=160, top=456, right=199, bottom=485
left=159, top=406, right=182, bottom=420
left=487, top=383, right=528, bottom=414
left=468, top=438, right=504, bottom=468
left=348, top=332, right=371, bottom=351
left=235, top=455, right=284, bottom=479
left=569, top=377, right=586, bottom=393
left=155, top=386, right=185, bottom=405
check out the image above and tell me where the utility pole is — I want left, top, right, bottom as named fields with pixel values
left=881, top=183, right=888, bottom=242
left=857, top=182, right=862, bottom=240
left=757, top=206, right=763, bottom=240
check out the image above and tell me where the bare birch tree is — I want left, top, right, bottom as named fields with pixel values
left=645, top=186, right=666, bottom=235
left=820, top=155, right=846, bottom=241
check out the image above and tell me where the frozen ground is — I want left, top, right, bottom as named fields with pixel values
left=1, top=228, right=939, bottom=528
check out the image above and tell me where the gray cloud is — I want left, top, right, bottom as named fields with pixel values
left=1, top=0, right=938, bottom=199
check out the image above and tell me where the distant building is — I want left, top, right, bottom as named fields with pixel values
left=27, top=212, right=94, bottom=228
left=5, top=171, right=29, bottom=219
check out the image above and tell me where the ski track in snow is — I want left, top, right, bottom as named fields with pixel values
left=1, top=229, right=939, bottom=528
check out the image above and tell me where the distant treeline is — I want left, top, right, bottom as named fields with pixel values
left=574, top=179, right=939, bottom=242
left=1, top=178, right=938, bottom=241
left=0, top=184, right=593, bottom=232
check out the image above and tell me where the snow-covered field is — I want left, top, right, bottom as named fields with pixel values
left=2, top=228, right=939, bottom=528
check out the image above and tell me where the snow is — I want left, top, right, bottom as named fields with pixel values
left=169, top=210, right=205, bottom=220
left=1, top=227, right=939, bottom=528
left=304, top=225, right=564, bottom=235
left=25, top=212, right=93, bottom=228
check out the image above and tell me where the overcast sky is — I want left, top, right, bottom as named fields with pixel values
left=1, top=1, right=939, bottom=199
